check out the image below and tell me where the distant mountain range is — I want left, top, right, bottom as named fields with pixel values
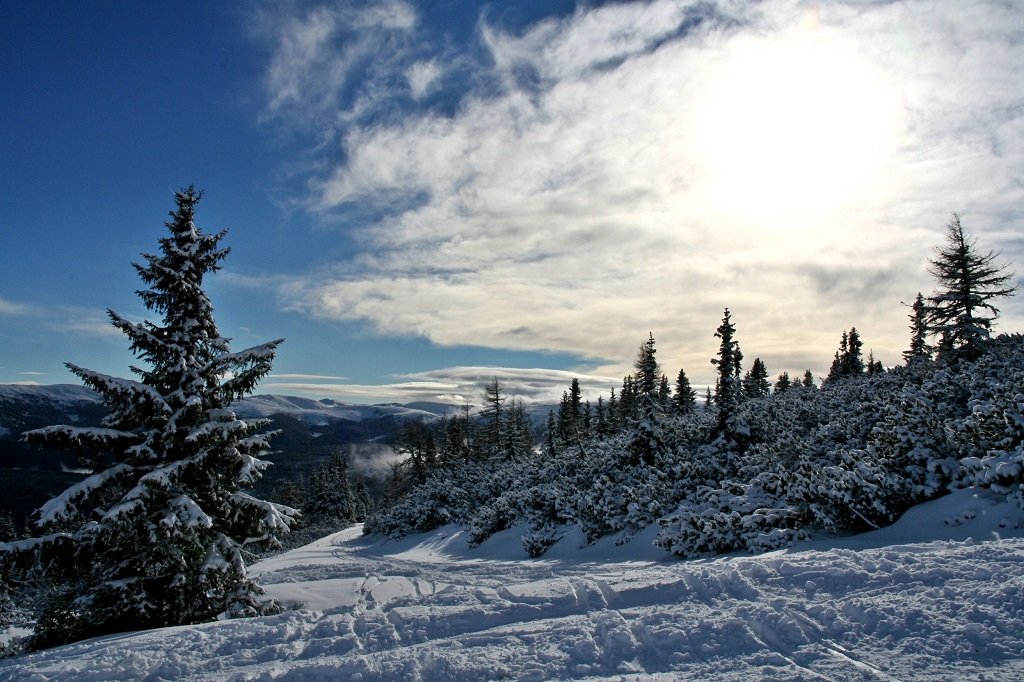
left=0, top=384, right=465, bottom=529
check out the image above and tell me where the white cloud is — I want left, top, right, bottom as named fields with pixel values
left=0, top=296, right=123, bottom=340
left=0, top=296, right=32, bottom=316
left=258, top=0, right=418, bottom=122
left=261, top=365, right=621, bottom=405
left=264, top=0, right=1024, bottom=386
left=406, top=59, right=441, bottom=99
left=270, top=373, right=351, bottom=381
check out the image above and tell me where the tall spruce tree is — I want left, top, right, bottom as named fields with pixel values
left=479, top=378, right=506, bottom=458
left=8, top=187, right=294, bottom=650
left=903, top=292, right=931, bottom=365
left=927, top=214, right=1015, bottom=360
left=711, top=308, right=743, bottom=432
left=629, top=333, right=667, bottom=466
left=634, top=332, right=661, bottom=395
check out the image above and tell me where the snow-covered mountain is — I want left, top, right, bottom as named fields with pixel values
left=0, top=384, right=452, bottom=428
left=2, top=488, right=1023, bottom=680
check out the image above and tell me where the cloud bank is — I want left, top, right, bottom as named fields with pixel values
left=257, top=0, right=1024, bottom=387
left=264, top=365, right=622, bottom=406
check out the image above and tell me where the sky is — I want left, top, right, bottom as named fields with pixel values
left=2, top=0, right=1023, bottom=407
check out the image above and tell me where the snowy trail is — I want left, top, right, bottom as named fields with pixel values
left=3, top=490, right=1024, bottom=681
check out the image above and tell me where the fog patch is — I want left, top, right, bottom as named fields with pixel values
left=347, top=443, right=407, bottom=481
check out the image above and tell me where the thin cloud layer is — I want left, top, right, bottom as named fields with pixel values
left=264, top=365, right=621, bottom=406
left=259, top=0, right=1024, bottom=386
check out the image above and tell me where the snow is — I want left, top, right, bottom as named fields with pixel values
left=3, top=488, right=1024, bottom=680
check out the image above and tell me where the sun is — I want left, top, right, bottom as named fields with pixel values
left=693, top=25, right=900, bottom=223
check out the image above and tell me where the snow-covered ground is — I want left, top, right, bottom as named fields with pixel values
left=3, top=489, right=1024, bottom=681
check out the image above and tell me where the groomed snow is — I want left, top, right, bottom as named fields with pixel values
left=3, top=488, right=1023, bottom=681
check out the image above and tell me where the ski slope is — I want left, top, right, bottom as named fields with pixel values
left=3, top=489, right=1024, bottom=681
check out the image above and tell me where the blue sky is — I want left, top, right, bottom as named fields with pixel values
left=2, top=0, right=1023, bottom=406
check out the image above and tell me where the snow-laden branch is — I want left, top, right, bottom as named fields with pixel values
left=23, top=424, right=139, bottom=452
left=35, top=463, right=134, bottom=526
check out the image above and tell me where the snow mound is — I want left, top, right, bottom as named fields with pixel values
left=3, top=489, right=1024, bottom=681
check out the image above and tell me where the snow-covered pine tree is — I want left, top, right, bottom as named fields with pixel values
left=8, top=186, right=295, bottom=649
left=629, top=333, right=667, bottom=466
left=927, top=214, right=1015, bottom=361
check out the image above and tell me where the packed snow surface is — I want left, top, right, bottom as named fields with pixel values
left=3, top=489, right=1024, bottom=681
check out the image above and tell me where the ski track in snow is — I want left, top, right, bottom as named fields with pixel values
left=3, top=490, right=1024, bottom=681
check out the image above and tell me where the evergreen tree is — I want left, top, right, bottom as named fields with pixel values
left=845, top=328, right=865, bottom=375
left=306, top=452, right=354, bottom=523
left=827, top=329, right=864, bottom=382
left=618, top=376, right=638, bottom=423
left=711, top=308, right=743, bottom=432
left=629, top=333, right=667, bottom=466
left=927, top=213, right=1015, bottom=360
left=673, top=368, right=697, bottom=414
left=394, top=419, right=437, bottom=482
left=595, top=396, right=608, bottom=435
left=658, top=376, right=671, bottom=404
left=903, top=292, right=931, bottom=365
left=827, top=331, right=849, bottom=382
left=866, top=350, right=884, bottom=375
left=505, top=398, right=534, bottom=460
left=352, top=480, right=373, bottom=521
left=634, top=332, right=660, bottom=395
left=0, top=512, right=17, bottom=542
left=568, top=378, right=583, bottom=428
left=479, top=378, right=506, bottom=458
left=13, top=187, right=294, bottom=649
left=742, top=358, right=770, bottom=399
left=544, top=410, right=558, bottom=456
left=774, top=371, right=791, bottom=393
left=802, top=369, right=815, bottom=387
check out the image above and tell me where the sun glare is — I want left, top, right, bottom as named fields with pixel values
left=694, top=27, right=900, bottom=224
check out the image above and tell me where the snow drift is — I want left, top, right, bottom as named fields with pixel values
left=2, top=488, right=1023, bottom=681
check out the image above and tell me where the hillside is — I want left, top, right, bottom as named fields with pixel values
left=2, top=488, right=1023, bottom=680
left=0, top=385, right=453, bottom=526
